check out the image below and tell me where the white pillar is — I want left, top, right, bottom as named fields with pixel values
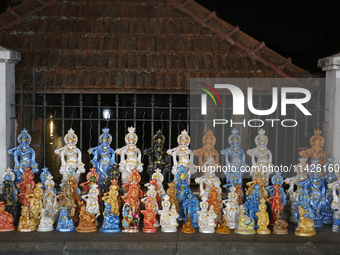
left=318, top=53, right=340, bottom=160
left=0, top=46, right=21, bottom=178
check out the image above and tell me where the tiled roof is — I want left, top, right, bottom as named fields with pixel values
left=0, top=0, right=311, bottom=93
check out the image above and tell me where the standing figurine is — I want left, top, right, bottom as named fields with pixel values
left=0, top=169, right=17, bottom=219
left=26, top=182, right=43, bottom=226
left=235, top=205, right=255, bottom=235
left=285, top=157, right=309, bottom=222
left=88, top=128, right=116, bottom=188
left=65, top=177, right=81, bottom=222
left=80, top=167, right=101, bottom=202
left=221, top=128, right=247, bottom=189
left=40, top=167, right=54, bottom=191
left=76, top=202, right=97, bottom=233
left=198, top=199, right=217, bottom=234
left=0, top=201, right=15, bottom=231
left=176, top=166, right=191, bottom=220
left=56, top=206, right=75, bottom=232
left=58, top=184, right=77, bottom=220
left=121, top=204, right=139, bottom=233
left=42, top=174, right=59, bottom=220
left=267, top=184, right=284, bottom=226
left=273, top=211, right=288, bottom=235
left=193, top=130, right=219, bottom=167
left=141, top=181, right=159, bottom=227
left=122, top=169, right=143, bottom=200
left=299, top=129, right=327, bottom=166
left=244, top=184, right=262, bottom=229
left=100, top=202, right=121, bottom=233
left=17, top=206, right=36, bottom=232
left=122, top=183, right=140, bottom=211
left=328, top=179, right=340, bottom=232
left=294, top=206, right=316, bottom=237
left=195, top=157, right=221, bottom=198
left=7, top=129, right=39, bottom=184
left=143, top=130, right=171, bottom=178
left=247, top=128, right=274, bottom=186
left=266, top=172, right=286, bottom=210
left=256, top=198, right=270, bottom=234
left=159, top=195, right=178, bottom=232
left=102, top=180, right=121, bottom=216
left=54, top=129, right=85, bottom=184
left=17, top=167, right=35, bottom=206
left=152, top=169, right=166, bottom=197
left=141, top=197, right=157, bottom=233
left=167, top=130, right=196, bottom=184
left=167, top=182, right=179, bottom=213
left=102, top=164, right=120, bottom=194
left=81, top=184, right=100, bottom=219
left=182, top=191, right=200, bottom=229
left=37, top=208, right=54, bottom=232
left=222, top=186, right=239, bottom=229
left=116, top=127, right=143, bottom=184
left=207, top=186, right=220, bottom=225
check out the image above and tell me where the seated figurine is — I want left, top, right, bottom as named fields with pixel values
left=141, top=197, right=157, bottom=233
left=37, top=208, right=54, bottom=232
left=0, top=201, right=15, bottom=232
left=294, top=206, right=316, bottom=237
left=199, top=206, right=217, bottom=234
left=17, top=206, right=36, bottom=232
left=76, top=203, right=97, bottom=233
left=56, top=206, right=75, bottom=232
left=235, top=205, right=255, bottom=235
left=181, top=214, right=196, bottom=234
left=159, top=195, right=178, bottom=233
left=100, top=202, right=121, bottom=233
left=273, top=211, right=288, bottom=235
left=121, top=204, right=139, bottom=233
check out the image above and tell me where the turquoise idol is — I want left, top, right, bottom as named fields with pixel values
left=56, top=206, right=75, bottom=232
left=7, top=129, right=39, bottom=184
left=100, top=202, right=121, bottom=233
left=221, top=128, right=247, bottom=190
left=88, top=128, right=116, bottom=188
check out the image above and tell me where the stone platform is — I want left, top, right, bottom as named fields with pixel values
left=0, top=224, right=339, bottom=255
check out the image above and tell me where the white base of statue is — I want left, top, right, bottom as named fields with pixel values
left=161, top=226, right=177, bottom=232
left=199, top=227, right=215, bottom=233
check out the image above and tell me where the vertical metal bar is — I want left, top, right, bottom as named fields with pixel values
left=275, top=104, right=279, bottom=165
left=187, top=95, right=190, bottom=131
left=169, top=94, right=172, bottom=182
left=79, top=93, right=83, bottom=150
left=133, top=94, right=137, bottom=128
left=97, top=93, right=101, bottom=141
left=151, top=94, right=154, bottom=143
left=61, top=92, right=65, bottom=146
left=116, top=94, right=119, bottom=149
left=317, top=90, right=321, bottom=129
left=43, top=86, right=47, bottom=167
left=20, top=85, right=23, bottom=131
left=31, top=67, right=36, bottom=133
left=293, top=94, right=297, bottom=164
left=221, top=94, right=225, bottom=151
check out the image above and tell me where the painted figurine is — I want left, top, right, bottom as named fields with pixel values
left=244, top=184, right=262, bottom=229
left=40, top=167, right=54, bottom=192
left=81, top=184, right=100, bottom=218
left=56, top=206, right=75, bottom=232
left=17, top=206, right=36, bottom=232
left=100, top=202, right=121, bottom=233
left=221, top=128, right=247, bottom=189
left=285, top=157, right=309, bottom=222
left=7, top=128, right=39, bottom=184
left=273, top=211, right=288, bottom=235
left=328, top=179, right=340, bottom=232
left=102, top=180, right=121, bottom=216
left=58, top=184, right=77, bottom=220
left=116, top=127, right=143, bottom=184
left=37, top=208, right=54, bottom=232
left=0, top=201, right=15, bottom=231
left=42, top=174, right=59, bottom=220
left=195, top=156, right=221, bottom=198
left=76, top=202, right=97, bottom=233
left=235, top=205, right=255, bottom=235
left=54, top=128, right=85, bottom=184
left=222, top=186, right=239, bottom=229
left=295, top=206, right=316, bottom=237
left=246, top=178, right=268, bottom=200
left=321, top=156, right=337, bottom=224
left=193, top=130, right=219, bottom=167
left=26, top=182, right=43, bottom=226
left=216, top=215, right=231, bottom=234
left=292, top=187, right=315, bottom=230
left=143, top=129, right=171, bottom=178
left=299, top=129, right=327, bottom=166
left=141, top=197, right=157, bottom=233
left=152, top=169, right=166, bottom=197
left=102, top=164, right=120, bottom=194
left=0, top=169, right=17, bottom=219
left=65, top=177, right=81, bottom=222
left=207, top=186, right=220, bottom=225
left=80, top=167, right=101, bottom=202
left=267, top=184, right=284, bottom=226
left=122, top=169, right=143, bottom=200
left=167, top=182, right=179, bottom=213
left=88, top=128, right=116, bottom=188
left=198, top=203, right=217, bottom=233
left=121, top=203, right=139, bottom=233
left=176, top=166, right=191, bottom=220
left=159, top=195, right=179, bottom=232
left=141, top=181, right=159, bottom=227
left=17, top=167, right=35, bottom=206
left=181, top=214, right=196, bottom=234
left=183, top=190, right=200, bottom=229
left=167, top=130, right=196, bottom=184
left=247, top=128, right=274, bottom=186
left=256, top=198, right=270, bottom=234
left=122, top=183, right=140, bottom=211
left=266, top=172, right=286, bottom=209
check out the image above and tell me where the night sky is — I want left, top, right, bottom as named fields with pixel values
left=1, top=0, right=339, bottom=74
